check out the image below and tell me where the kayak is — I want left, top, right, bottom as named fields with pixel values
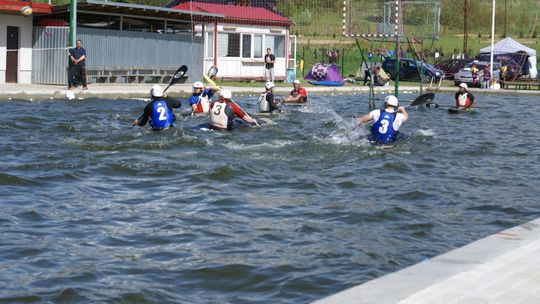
left=448, top=107, right=474, bottom=114
left=368, top=133, right=406, bottom=148
left=308, top=80, right=344, bottom=86
left=194, top=118, right=271, bottom=131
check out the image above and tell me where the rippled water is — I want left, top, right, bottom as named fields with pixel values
left=1, top=92, right=539, bottom=303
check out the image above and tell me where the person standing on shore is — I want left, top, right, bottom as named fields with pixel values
left=69, top=39, right=88, bottom=90
left=482, top=63, right=491, bottom=89
left=264, top=48, right=275, bottom=83
left=471, top=63, right=479, bottom=87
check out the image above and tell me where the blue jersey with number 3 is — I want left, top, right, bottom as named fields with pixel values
left=151, top=99, right=174, bottom=130
left=371, top=111, right=397, bottom=143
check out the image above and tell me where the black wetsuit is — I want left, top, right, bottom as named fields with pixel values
left=137, top=96, right=181, bottom=127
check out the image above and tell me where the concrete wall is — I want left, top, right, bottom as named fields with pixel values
left=32, top=27, right=204, bottom=85
left=0, top=14, right=33, bottom=83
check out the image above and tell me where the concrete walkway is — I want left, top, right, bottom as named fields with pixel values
left=314, top=217, right=540, bottom=304
left=1, top=83, right=539, bottom=100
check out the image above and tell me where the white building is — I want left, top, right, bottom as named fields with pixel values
left=173, top=2, right=295, bottom=82
left=0, top=1, right=52, bottom=83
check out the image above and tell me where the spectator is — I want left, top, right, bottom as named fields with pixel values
left=482, top=63, right=491, bottom=89
left=264, top=48, right=275, bottom=83
left=69, top=39, right=87, bottom=90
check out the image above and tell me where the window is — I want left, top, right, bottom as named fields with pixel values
left=254, top=35, right=263, bottom=58
left=217, top=33, right=240, bottom=57
left=242, top=34, right=251, bottom=58
left=207, top=32, right=214, bottom=58
left=264, top=35, right=285, bottom=57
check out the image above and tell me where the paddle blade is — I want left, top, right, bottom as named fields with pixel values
left=408, top=92, right=435, bottom=108
left=163, top=65, right=188, bottom=92
left=207, top=66, right=218, bottom=78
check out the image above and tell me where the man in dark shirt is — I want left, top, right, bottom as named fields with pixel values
left=264, top=48, right=275, bottom=83
left=69, top=39, right=87, bottom=90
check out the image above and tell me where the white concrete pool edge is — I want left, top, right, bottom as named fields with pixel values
left=313, top=217, right=540, bottom=304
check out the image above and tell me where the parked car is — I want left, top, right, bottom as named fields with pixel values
left=454, top=61, right=501, bottom=87
left=382, top=58, right=445, bottom=82
left=434, top=59, right=471, bottom=80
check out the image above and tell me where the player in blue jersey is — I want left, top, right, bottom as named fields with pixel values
left=188, top=81, right=217, bottom=115
left=133, top=85, right=182, bottom=130
left=357, top=95, right=408, bottom=144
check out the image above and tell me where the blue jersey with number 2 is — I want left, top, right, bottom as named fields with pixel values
left=371, top=111, right=397, bottom=143
left=151, top=99, right=174, bottom=130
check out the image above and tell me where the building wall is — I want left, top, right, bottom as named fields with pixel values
left=203, top=23, right=291, bottom=80
left=0, top=14, right=33, bottom=83
left=32, top=27, right=204, bottom=85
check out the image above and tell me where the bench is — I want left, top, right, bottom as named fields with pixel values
left=220, top=76, right=286, bottom=82
left=501, top=81, right=540, bottom=90
left=85, top=66, right=190, bottom=84
left=159, top=67, right=189, bottom=84
left=130, top=66, right=161, bottom=83
left=86, top=67, right=109, bottom=83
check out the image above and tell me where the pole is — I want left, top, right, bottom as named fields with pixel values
left=504, top=0, right=507, bottom=37
left=490, top=0, right=495, bottom=87
left=463, top=0, right=468, bottom=56
left=394, top=0, right=402, bottom=97
left=69, top=0, right=76, bottom=47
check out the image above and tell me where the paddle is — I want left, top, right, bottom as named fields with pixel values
left=424, top=103, right=492, bottom=109
left=133, top=65, right=187, bottom=126
left=405, top=92, right=435, bottom=108
left=163, top=65, right=188, bottom=93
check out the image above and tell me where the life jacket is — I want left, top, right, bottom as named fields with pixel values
left=290, top=88, right=308, bottom=102
left=371, top=110, right=397, bottom=143
left=456, top=92, right=472, bottom=107
left=195, top=94, right=211, bottom=113
left=210, top=100, right=233, bottom=130
left=150, top=99, right=174, bottom=130
left=258, top=92, right=270, bottom=112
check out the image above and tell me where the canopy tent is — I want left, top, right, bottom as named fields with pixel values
left=479, top=37, right=537, bottom=78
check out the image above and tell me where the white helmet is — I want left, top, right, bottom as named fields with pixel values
left=193, top=81, right=204, bottom=89
left=150, top=85, right=163, bottom=97
left=221, top=89, right=232, bottom=99
left=384, top=95, right=398, bottom=107
left=265, top=82, right=275, bottom=90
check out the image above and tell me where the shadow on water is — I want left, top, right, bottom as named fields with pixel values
left=1, top=93, right=539, bottom=303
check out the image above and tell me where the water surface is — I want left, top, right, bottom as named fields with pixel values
left=1, top=92, right=539, bottom=303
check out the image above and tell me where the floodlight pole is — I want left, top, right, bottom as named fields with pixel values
left=394, top=0, right=402, bottom=97
left=463, top=0, right=469, bottom=56
left=490, top=0, right=495, bottom=86
left=69, top=0, right=77, bottom=47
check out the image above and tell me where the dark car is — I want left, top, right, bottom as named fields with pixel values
left=382, top=58, right=445, bottom=82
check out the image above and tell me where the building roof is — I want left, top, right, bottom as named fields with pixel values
left=173, top=2, right=292, bottom=27
left=53, top=0, right=223, bottom=23
left=0, top=0, right=52, bottom=15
